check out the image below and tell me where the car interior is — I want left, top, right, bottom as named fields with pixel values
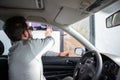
left=0, top=0, right=120, bottom=80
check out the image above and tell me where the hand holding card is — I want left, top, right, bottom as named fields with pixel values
left=45, top=27, right=53, bottom=36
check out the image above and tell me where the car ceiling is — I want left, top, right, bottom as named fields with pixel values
left=0, top=0, right=117, bottom=27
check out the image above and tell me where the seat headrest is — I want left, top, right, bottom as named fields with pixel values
left=0, top=40, right=4, bottom=55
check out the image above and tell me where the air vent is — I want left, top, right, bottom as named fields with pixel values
left=79, top=0, right=96, bottom=10
left=86, top=0, right=107, bottom=11
left=86, top=0, right=117, bottom=11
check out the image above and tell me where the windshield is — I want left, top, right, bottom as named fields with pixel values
left=70, top=8, right=120, bottom=56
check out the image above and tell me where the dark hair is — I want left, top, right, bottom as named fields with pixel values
left=4, top=16, right=28, bottom=42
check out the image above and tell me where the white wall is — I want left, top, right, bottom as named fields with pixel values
left=95, top=1, right=120, bottom=55
left=32, top=30, right=60, bottom=53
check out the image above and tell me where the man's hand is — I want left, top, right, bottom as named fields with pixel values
left=57, top=52, right=69, bottom=56
left=45, top=27, right=53, bottom=36
left=57, top=52, right=78, bottom=57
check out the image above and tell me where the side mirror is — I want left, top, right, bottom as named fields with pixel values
left=74, top=47, right=85, bottom=57
left=106, top=10, right=120, bottom=28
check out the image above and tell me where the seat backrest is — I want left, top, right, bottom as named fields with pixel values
left=0, top=40, right=8, bottom=80
left=0, top=40, right=4, bottom=55
left=0, top=56, right=8, bottom=80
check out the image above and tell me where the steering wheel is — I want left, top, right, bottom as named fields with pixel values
left=73, top=50, right=103, bottom=80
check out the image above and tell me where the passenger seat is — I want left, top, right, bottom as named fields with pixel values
left=0, top=40, right=8, bottom=80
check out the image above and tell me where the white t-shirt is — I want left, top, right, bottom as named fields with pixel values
left=8, top=36, right=54, bottom=80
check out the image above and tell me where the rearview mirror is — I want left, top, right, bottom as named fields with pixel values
left=106, top=10, right=120, bottom=28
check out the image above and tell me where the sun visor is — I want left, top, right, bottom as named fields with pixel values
left=54, top=7, right=89, bottom=25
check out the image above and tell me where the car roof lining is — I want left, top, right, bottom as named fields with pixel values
left=0, top=0, right=117, bottom=26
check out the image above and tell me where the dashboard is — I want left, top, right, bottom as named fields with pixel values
left=100, top=54, right=120, bottom=80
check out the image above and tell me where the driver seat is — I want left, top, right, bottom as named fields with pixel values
left=0, top=40, right=8, bottom=80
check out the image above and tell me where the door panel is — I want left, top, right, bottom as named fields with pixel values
left=42, top=56, right=80, bottom=80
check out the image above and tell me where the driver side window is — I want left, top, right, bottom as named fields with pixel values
left=27, top=21, right=85, bottom=57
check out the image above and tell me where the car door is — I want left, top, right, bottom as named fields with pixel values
left=42, top=56, right=80, bottom=80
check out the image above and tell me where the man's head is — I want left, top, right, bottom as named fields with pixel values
left=4, top=16, right=33, bottom=42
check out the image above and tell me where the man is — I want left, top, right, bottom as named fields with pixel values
left=4, top=16, right=54, bottom=80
